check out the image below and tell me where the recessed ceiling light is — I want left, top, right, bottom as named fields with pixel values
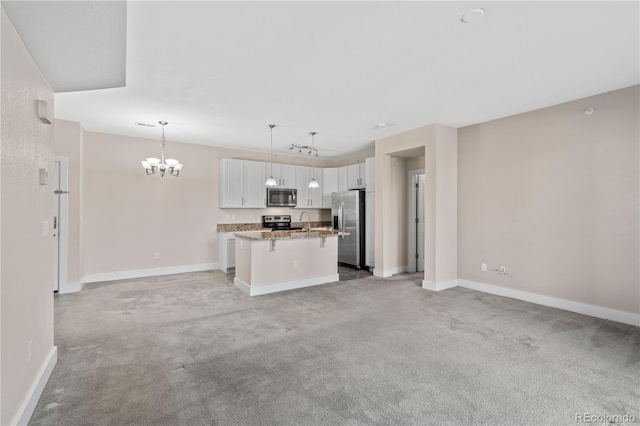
left=461, top=8, right=485, bottom=23
left=585, top=107, right=595, bottom=115
left=135, top=122, right=156, bottom=127
left=377, top=123, right=388, bottom=128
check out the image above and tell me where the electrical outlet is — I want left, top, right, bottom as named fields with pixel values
left=154, top=252, right=160, bottom=260
left=481, top=263, right=487, bottom=272
left=499, top=266, right=506, bottom=275
left=28, top=340, right=32, bottom=363
left=293, top=260, right=299, bottom=269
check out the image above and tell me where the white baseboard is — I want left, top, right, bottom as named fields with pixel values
left=456, top=279, right=640, bottom=327
left=373, top=266, right=408, bottom=278
left=234, top=274, right=340, bottom=296
left=84, top=263, right=219, bottom=284
left=14, top=346, right=58, bottom=426
left=422, top=279, right=458, bottom=292
left=58, top=280, right=83, bottom=294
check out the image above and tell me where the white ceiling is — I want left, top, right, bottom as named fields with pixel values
left=49, top=1, right=638, bottom=159
left=3, top=1, right=126, bottom=92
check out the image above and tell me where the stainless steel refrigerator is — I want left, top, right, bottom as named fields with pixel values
left=332, top=190, right=366, bottom=269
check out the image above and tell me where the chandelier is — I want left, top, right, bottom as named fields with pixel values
left=141, top=121, right=183, bottom=177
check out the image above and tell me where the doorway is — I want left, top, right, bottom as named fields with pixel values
left=408, top=169, right=425, bottom=272
left=53, top=157, right=69, bottom=293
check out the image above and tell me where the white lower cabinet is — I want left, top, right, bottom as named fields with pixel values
left=227, top=239, right=236, bottom=268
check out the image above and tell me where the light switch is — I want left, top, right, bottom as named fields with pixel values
left=42, top=221, right=49, bottom=237
left=39, top=168, right=48, bottom=185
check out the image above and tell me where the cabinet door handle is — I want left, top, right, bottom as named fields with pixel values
left=242, top=197, right=244, bottom=206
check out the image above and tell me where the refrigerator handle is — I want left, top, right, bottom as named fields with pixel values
left=340, top=202, right=345, bottom=239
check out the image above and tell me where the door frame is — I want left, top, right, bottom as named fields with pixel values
left=54, top=156, right=69, bottom=293
left=407, top=168, right=425, bottom=272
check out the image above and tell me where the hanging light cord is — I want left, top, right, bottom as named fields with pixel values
left=269, top=124, right=275, bottom=175
left=310, top=132, right=316, bottom=178
left=160, top=121, right=167, bottom=164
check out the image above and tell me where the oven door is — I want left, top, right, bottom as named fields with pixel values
left=267, top=188, right=297, bottom=207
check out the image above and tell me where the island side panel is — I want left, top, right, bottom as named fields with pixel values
left=250, top=237, right=338, bottom=287
left=235, top=237, right=252, bottom=286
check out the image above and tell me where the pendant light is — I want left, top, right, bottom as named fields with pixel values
left=265, top=124, right=278, bottom=186
left=308, top=131, right=320, bottom=188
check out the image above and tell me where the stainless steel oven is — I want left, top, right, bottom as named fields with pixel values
left=266, top=188, right=297, bottom=207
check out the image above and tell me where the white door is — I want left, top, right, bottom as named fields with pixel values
left=53, top=160, right=60, bottom=291
left=416, top=174, right=425, bottom=272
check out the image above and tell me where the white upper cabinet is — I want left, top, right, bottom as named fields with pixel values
left=295, top=166, right=323, bottom=208
left=220, top=159, right=266, bottom=208
left=295, top=166, right=309, bottom=209
left=309, top=168, right=323, bottom=208
left=220, top=159, right=245, bottom=208
left=244, top=160, right=267, bottom=208
left=348, top=163, right=367, bottom=189
left=338, top=166, right=348, bottom=192
left=365, top=157, right=375, bottom=192
left=268, top=163, right=296, bottom=188
left=322, top=168, right=338, bottom=208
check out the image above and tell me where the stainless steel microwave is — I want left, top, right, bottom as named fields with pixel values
left=266, top=188, right=297, bottom=207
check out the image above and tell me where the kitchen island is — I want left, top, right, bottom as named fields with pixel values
left=233, top=230, right=347, bottom=296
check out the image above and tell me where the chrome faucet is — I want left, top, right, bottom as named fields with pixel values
left=299, top=210, right=311, bottom=235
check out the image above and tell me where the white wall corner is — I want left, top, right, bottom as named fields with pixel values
left=373, top=268, right=390, bottom=278
left=59, top=280, right=84, bottom=294
left=84, top=263, right=219, bottom=284
left=14, top=346, right=58, bottom=426
left=457, top=279, right=640, bottom=327
left=373, top=266, right=408, bottom=278
left=422, top=279, right=458, bottom=292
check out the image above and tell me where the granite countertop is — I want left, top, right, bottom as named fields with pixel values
left=217, top=221, right=331, bottom=232
left=234, top=230, right=348, bottom=240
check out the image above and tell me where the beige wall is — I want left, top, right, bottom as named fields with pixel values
left=375, top=124, right=457, bottom=281
left=458, top=85, right=639, bottom=314
left=333, top=150, right=375, bottom=167
left=1, top=9, right=55, bottom=424
left=389, top=157, right=408, bottom=268
left=82, top=132, right=334, bottom=277
left=53, top=119, right=84, bottom=288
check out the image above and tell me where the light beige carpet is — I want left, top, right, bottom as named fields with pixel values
left=30, top=270, right=639, bottom=425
